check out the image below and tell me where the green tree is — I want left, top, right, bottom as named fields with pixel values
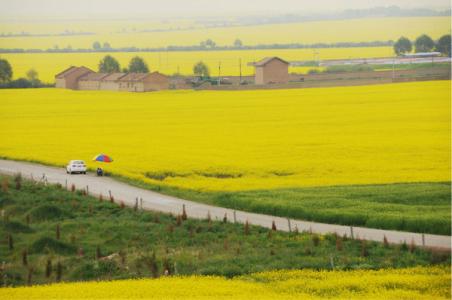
left=393, top=37, right=412, bottom=56
left=26, top=69, right=38, bottom=81
left=414, top=34, right=435, bottom=53
left=9, top=78, right=32, bottom=88
left=128, top=56, right=149, bottom=73
left=26, top=69, right=40, bottom=87
left=234, top=39, right=243, bottom=48
left=200, top=39, right=216, bottom=49
left=92, top=41, right=101, bottom=50
left=0, top=58, right=13, bottom=83
left=98, top=55, right=120, bottom=73
left=435, top=34, right=451, bottom=57
left=103, top=42, right=112, bottom=50
left=193, top=61, right=210, bottom=78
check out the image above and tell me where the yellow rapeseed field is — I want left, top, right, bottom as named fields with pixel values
left=1, top=47, right=392, bottom=83
left=0, top=17, right=449, bottom=49
left=0, top=266, right=449, bottom=299
left=0, top=81, right=449, bottom=192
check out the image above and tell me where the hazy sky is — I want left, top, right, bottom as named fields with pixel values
left=2, top=0, right=450, bottom=18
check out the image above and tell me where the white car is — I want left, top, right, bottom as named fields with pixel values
left=66, top=160, right=87, bottom=174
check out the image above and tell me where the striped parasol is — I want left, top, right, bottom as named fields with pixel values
left=92, top=154, right=113, bottom=163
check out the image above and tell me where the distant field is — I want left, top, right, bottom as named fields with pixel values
left=0, top=16, right=449, bottom=49
left=1, top=47, right=394, bottom=82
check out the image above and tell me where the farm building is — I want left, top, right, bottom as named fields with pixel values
left=253, top=57, right=290, bottom=85
left=55, top=66, right=94, bottom=89
left=55, top=66, right=169, bottom=92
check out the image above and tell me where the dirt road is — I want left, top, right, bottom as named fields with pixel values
left=0, top=159, right=449, bottom=249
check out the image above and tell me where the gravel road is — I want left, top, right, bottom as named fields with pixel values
left=0, top=159, right=449, bottom=249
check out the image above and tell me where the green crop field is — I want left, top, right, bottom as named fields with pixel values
left=147, top=182, right=451, bottom=235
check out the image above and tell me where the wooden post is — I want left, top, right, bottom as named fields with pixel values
left=233, top=211, right=237, bottom=223
left=108, top=190, right=112, bottom=199
left=65, top=179, right=67, bottom=189
left=350, top=226, right=354, bottom=239
left=422, top=234, right=425, bottom=247
left=86, top=185, right=89, bottom=195
left=287, top=218, right=292, bottom=233
left=140, top=197, right=143, bottom=210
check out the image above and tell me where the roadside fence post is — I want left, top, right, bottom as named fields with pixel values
left=233, top=211, right=237, bottom=223
left=287, top=218, right=292, bottom=233
left=350, top=226, right=354, bottom=239
left=42, top=173, right=47, bottom=185
left=140, top=197, right=143, bottom=210
left=422, top=234, right=425, bottom=247
left=65, top=179, right=67, bottom=189
left=108, top=190, right=112, bottom=199
left=86, top=185, right=89, bottom=195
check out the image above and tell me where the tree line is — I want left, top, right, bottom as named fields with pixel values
left=0, top=40, right=399, bottom=54
left=98, top=55, right=149, bottom=73
left=1, top=35, right=450, bottom=55
left=393, top=34, right=451, bottom=56
left=0, top=55, right=152, bottom=88
left=99, top=55, right=211, bottom=78
left=0, top=55, right=211, bottom=89
left=0, top=59, right=51, bottom=88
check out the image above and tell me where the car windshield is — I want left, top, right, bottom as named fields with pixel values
left=72, top=161, right=85, bottom=165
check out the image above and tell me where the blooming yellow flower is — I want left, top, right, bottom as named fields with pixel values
left=0, top=81, right=449, bottom=192
left=0, top=266, right=449, bottom=299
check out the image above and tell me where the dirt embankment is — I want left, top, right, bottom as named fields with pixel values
left=191, top=67, right=451, bottom=91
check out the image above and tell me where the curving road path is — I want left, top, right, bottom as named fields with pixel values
left=0, top=159, right=450, bottom=250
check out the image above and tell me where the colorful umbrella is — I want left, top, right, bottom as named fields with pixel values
left=92, top=154, right=113, bottom=163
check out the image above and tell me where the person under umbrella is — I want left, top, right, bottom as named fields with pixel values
left=92, top=154, right=113, bottom=176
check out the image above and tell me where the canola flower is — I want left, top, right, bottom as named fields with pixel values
left=0, top=81, right=450, bottom=192
left=0, top=266, right=449, bottom=299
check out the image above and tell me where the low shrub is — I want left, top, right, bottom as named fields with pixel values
left=30, top=237, right=76, bottom=255
left=324, top=64, right=374, bottom=73
left=1, top=221, right=33, bottom=233
left=71, top=260, right=120, bottom=280
left=145, top=171, right=182, bottom=181
left=29, top=204, right=70, bottom=221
